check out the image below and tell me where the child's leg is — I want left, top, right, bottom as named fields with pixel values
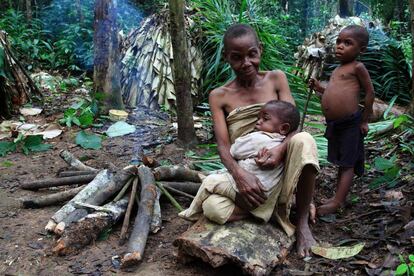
left=317, top=166, right=354, bottom=215
left=179, top=173, right=236, bottom=222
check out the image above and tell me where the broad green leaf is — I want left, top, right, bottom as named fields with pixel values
left=0, top=141, right=16, bottom=157
left=395, top=263, right=408, bottom=275
left=78, top=111, right=94, bottom=127
left=22, top=135, right=52, bottom=154
left=374, top=157, right=395, bottom=171
left=311, top=243, right=365, bottom=260
left=409, top=254, right=414, bottom=263
left=394, top=115, right=409, bottom=128
left=105, top=121, right=136, bottom=138
left=75, top=131, right=102, bottom=150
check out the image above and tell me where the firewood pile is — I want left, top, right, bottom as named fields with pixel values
left=19, top=150, right=204, bottom=269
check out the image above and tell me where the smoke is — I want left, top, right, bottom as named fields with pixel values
left=40, top=0, right=143, bottom=70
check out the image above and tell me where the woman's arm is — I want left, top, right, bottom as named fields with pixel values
left=209, top=91, right=267, bottom=209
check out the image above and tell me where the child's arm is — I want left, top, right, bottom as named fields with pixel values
left=355, top=63, right=375, bottom=135
left=308, top=78, right=325, bottom=97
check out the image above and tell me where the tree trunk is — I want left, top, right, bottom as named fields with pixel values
left=410, top=0, right=414, bottom=115
left=280, top=0, right=288, bottom=12
left=93, top=0, right=124, bottom=113
left=301, top=0, right=309, bottom=38
left=25, top=0, right=32, bottom=21
left=339, top=0, right=353, bottom=18
left=168, top=0, right=197, bottom=147
left=76, top=0, right=84, bottom=24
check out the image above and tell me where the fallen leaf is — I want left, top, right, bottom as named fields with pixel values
left=311, top=243, right=365, bottom=260
left=19, top=107, right=42, bottom=116
left=36, top=124, right=63, bottom=139
left=384, top=190, right=404, bottom=201
left=105, top=121, right=136, bottom=137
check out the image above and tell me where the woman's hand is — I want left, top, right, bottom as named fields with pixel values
left=255, top=145, right=285, bottom=169
left=234, top=168, right=267, bottom=210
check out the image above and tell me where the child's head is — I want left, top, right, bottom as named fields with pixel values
left=223, top=24, right=262, bottom=79
left=335, top=25, right=369, bottom=63
left=255, top=100, right=300, bottom=135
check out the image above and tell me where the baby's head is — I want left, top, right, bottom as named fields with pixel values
left=336, top=25, right=369, bottom=63
left=223, top=24, right=262, bottom=78
left=255, top=100, right=300, bottom=135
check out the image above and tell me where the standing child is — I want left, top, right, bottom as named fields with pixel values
left=179, top=100, right=301, bottom=222
left=309, top=25, right=375, bottom=215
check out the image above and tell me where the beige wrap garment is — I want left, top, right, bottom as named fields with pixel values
left=179, top=103, right=319, bottom=236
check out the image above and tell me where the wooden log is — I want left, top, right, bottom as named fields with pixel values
left=174, top=217, right=295, bottom=276
left=121, top=166, right=157, bottom=268
left=52, top=197, right=129, bottom=255
left=150, top=188, right=162, bottom=234
left=119, top=176, right=139, bottom=243
left=153, top=165, right=205, bottom=183
left=160, top=181, right=200, bottom=196
left=59, top=150, right=98, bottom=172
left=21, top=186, right=84, bottom=208
left=58, top=170, right=97, bottom=178
left=163, top=185, right=194, bottom=199
left=46, top=167, right=136, bottom=234
left=21, top=175, right=97, bottom=190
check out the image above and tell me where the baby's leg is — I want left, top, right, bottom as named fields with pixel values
left=317, top=167, right=354, bottom=215
left=179, top=173, right=236, bottom=221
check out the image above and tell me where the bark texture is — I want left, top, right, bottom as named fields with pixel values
left=410, top=0, right=414, bottom=115
left=154, top=165, right=204, bottom=183
left=174, top=217, right=295, bottom=276
left=53, top=197, right=129, bottom=255
left=21, top=186, right=84, bottom=208
left=21, top=175, right=96, bottom=190
left=93, top=0, right=124, bottom=112
left=121, top=166, right=157, bottom=268
left=168, top=0, right=197, bottom=147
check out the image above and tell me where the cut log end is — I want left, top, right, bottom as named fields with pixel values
left=54, top=222, right=66, bottom=235
left=45, top=220, right=57, bottom=232
left=121, top=252, right=142, bottom=268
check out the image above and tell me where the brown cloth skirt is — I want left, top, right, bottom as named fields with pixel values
left=325, top=111, right=365, bottom=176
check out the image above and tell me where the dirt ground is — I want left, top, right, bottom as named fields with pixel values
left=1, top=98, right=413, bottom=275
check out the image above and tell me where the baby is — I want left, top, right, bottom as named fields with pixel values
left=179, top=100, right=300, bottom=222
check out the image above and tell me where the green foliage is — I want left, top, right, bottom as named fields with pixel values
left=395, top=254, right=414, bottom=276
left=369, top=155, right=401, bottom=188
left=59, top=98, right=99, bottom=128
left=191, top=0, right=307, bottom=100
left=0, top=134, right=51, bottom=157
left=186, top=144, right=224, bottom=171
left=0, top=160, right=13, bottom=167
left=75, top=131, right=102, bottom=150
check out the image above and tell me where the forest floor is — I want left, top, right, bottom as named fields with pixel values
left=0, top=84, right=413, bottom=276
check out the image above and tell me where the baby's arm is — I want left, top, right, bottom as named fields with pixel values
left=355, top=63, right=375, bottom=135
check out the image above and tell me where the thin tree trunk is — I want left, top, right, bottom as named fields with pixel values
left=76, top=0, right=84, bottom=24
left=409, top=0, right=414, bottom=115
left=93, top=0, right=124, bottom=113
left=301, top=0, right=309, bottom=37
left=339, top=0, right=353, bottom=18
left=168, top=0, right=197, bottom=147
left=26, top=0, right=32, bottom=21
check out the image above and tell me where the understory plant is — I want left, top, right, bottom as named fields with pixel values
left=0, top=134, right=51, bottom=157
left=190, top=0, right=314, bottom=111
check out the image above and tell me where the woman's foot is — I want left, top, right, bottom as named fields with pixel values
left=317, top=199, right=343, bottom=216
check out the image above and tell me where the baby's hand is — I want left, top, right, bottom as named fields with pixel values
left=360, top=121, right=369, bottom=136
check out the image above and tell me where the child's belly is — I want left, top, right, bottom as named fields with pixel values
left=322, top=89, right=360, bottom=120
